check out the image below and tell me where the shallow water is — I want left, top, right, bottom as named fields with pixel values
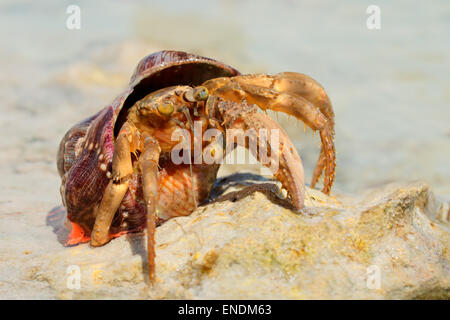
left=1, top=0, right=449, bottom=210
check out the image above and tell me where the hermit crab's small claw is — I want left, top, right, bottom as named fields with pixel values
left=219, top=101, right=305, bottom=209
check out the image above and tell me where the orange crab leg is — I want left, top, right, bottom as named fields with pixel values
left=233, top=72, right=335, bottom=122
left=272, top=72, right=335, bottom=189
left=139, top=136, right=161, bottom=282
left=90, top=123, right=134, bottom=247
left=310, top=148, right=326, bottom=187
left=214, top=100, right=305, bottom=209
left=203, top=75, right=335, bottom=194
left=232, top=72, right=335, bottom=189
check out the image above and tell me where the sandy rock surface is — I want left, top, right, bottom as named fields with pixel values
left=2, top=174, right=448, bottom=299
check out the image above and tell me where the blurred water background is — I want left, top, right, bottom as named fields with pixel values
left=1, top=0, right=449, bottom=211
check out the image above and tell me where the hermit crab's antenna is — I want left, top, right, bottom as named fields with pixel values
left=182, top=108, right=198, bottom=208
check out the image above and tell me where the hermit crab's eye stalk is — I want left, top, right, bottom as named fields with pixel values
left=193, top=86, right=209, bottom=101
left=157, top=101, right=174, bottom=116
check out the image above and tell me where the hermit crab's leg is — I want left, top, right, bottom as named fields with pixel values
left=310, top=148, right=326, bottom=187
left=242, top=85, right=335, bottom=194
left=203, top=77, right=335, bottom=194
left=91, top=123, right=134, bottom=246
left=232, top=72, right=335, bottom=123
left=269, top=72, right=334, bottom=188
left=215, top=100, right=305, bottom=209
left=205, top=73, right=334, bottom=190
left=232, top=72, right=334, bottom=189
left=139, top=136, right=161, bottom=282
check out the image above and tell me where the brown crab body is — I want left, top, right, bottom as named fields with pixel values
left=57, top=50, right=336, bottom=280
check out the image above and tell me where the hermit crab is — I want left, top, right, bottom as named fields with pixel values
left=57, top=50, right=335, bottom=281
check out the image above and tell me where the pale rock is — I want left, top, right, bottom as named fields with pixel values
left=9, top=176, right=449, bottom=299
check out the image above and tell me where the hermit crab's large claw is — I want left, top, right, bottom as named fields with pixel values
left=216, top=101, right=305, bottom=209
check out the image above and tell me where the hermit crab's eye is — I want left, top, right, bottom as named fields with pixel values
left=157, top=101, right=174, bottom=116
left=193, top=86, right=209, bottom=101
left=183, top=89, right=195, bottom=102
left=136, top=101, right=145, bottom=110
